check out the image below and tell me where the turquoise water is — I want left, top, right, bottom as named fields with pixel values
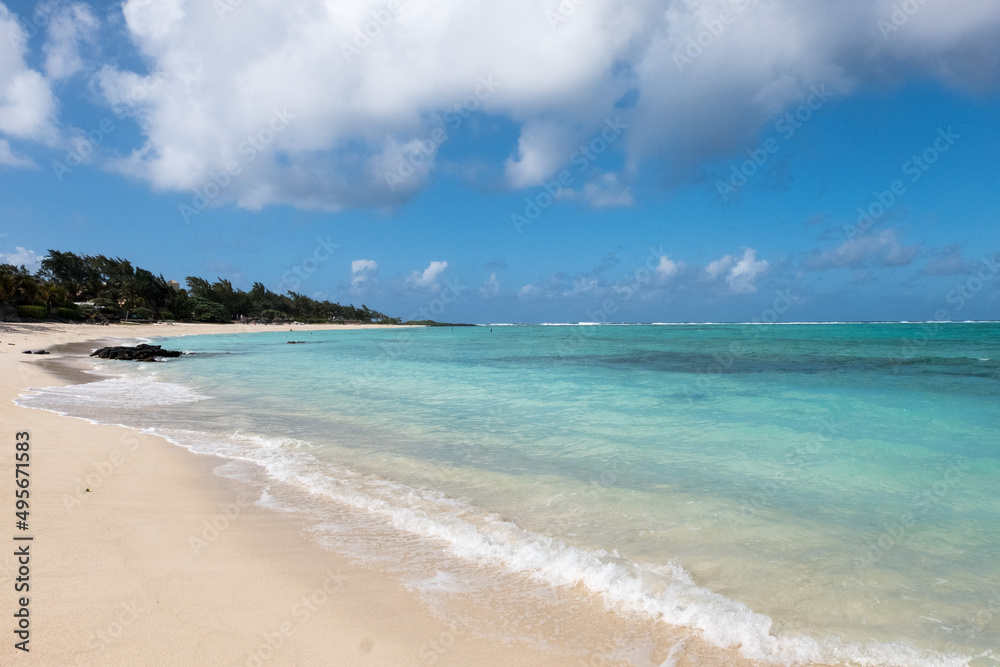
left=20, top=323, right=1000, bottom=665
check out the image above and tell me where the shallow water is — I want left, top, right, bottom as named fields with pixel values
left=19, top=323, right=1000, bottom=666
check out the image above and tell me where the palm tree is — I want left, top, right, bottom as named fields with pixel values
left=42, top=285, right=69, bottom=311
left=15, top=276, right=39, bottom=305
left=0, top=273, right=15, bottom=305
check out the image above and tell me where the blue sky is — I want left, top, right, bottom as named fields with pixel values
left=1, top=0, right=999, bottom=323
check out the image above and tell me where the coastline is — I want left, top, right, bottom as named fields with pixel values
left=0, top=322, right=605, bottom=666
left=3, top=321, right=968, bottom=666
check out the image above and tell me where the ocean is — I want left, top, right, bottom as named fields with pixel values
left=18, top=323, right=1000, bottom=666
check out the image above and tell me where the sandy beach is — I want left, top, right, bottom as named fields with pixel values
left=0, top=322, right=607, bottom=666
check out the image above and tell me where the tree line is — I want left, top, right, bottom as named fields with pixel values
left=0, top=250, right=400, bottom=324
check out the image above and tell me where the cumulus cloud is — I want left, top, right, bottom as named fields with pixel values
left=580, top=173, right=634, bottom=209
left=0, top=4, right=59, bottom=151
left=520, top=247, right=767, bottom=301
left=921, top=244, right=972, bottom=276
left=42, top=3, right=98, bottom=80
left=655, top=255, right=681, bottom=279
left=518, top=273, right=569, bottom=301
left=350, top=259, right=378, bottom=290
left=562, top=276, right=601, bottom=298
left=705, top=254, right=735, bottom=282
left=0, top=139, right=34, bottom=167
left=480, top=272, right=501, bottom=298
left=804, top=229, right=921, bottom=271
left=727, top=248, right=769, bottom=294
left=505, top=121, right=581, bottom=189
left=407, top=261, right=448, bottom=291
left=66, top=0, right=1000, bottom=211
left=703, top=248, right=769, bottom=294
left=0, top=246, right=43, bottom=271
left=518, top=283, right=540, bottom=299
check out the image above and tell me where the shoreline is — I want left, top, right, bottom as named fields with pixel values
left=0, top=322, right=605, bottom=666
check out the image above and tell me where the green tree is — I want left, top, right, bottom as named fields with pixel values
left=188, top=297, right=231, bottom=323
left=185, top=277, right=213, bottom=299
left=39, top=250, right=95, bottom=300
left=0, top=273, right=16, bottom=305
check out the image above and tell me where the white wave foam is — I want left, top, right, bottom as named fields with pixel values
left=17, top=374, right=208, bottom=411
left=15, top=375, right=972, bottom=667
left=151, top=428, right=967, bottom=667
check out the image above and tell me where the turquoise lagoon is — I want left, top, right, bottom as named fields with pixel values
left=19, top=323, right=1000, bottom=666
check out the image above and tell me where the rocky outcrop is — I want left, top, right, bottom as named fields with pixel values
left=90, top=344, right=183, bottom=361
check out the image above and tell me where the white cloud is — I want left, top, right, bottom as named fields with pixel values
left=407, top=260, right=448, bottom=290
left=655, top=255, right=681, bottom=279
left=562, top=277, right=601, bottom=298
left=519, top=248, right=768, bottom=302
left=0, top=246, right=42, bottom=272
left=876, top=0, right=1000, bottom=91
left=921, top=244, right=971, bottom=276
left=581, top=173, right=633, bottom=209
left=42, top=3, right=98, bottom=80
left=727, top=248, right=769, bottom=294
left=0, top=5, right=59, bottom=146
left=350, top=259, right=378, bottom=289
left=518, top=283, right=541, bottom=299
left=0, top=139, right=34, bottom=168
left=480, top=272, right=501, bottom=298
left=705, top=254, right=735, bottom=281
left=804, top=229, right=920, bottom=271
left=7, top=0, right=987, bottom=209
left=505, top=121, right=580, bottom=189
left=554, top=173, right=634, bottom=209
left=704, top=248, right=769, bottom=294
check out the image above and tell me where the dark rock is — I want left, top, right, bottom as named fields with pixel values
left=286, top=341, right=307, bottom=344
left=34, top=350, right=50, bottom=355
left=21, top=350, right=32, bottom=354
left=90, top=343, right=183, bottom=362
